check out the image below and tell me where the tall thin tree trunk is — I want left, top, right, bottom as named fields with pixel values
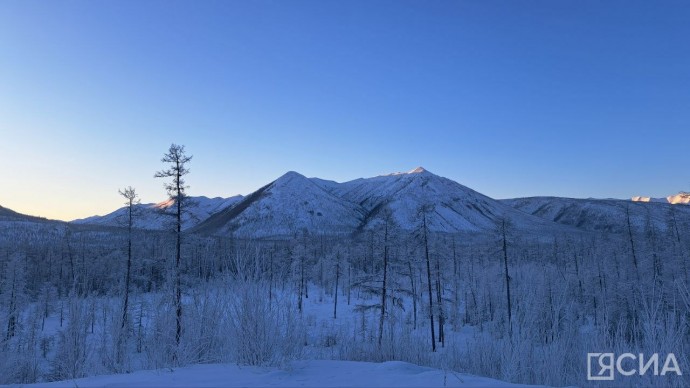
left=452, top=238, right=459, bottom=331
left=5, top=266, right=17, bottom=340
left=334, top=259, right=339, bottom=319
left=408, top=260, right=417, bottom=330
left=378, top=222, right=389, bottom=346
left=435, top=255, right=444, bottom=347
left=298, top=251, right=304, bottom=314
left=121, top=203, right=133, bottom=331
left=502, top=219, right=512, bottom=336
left=423, top=214, right=436, bottom=352
left=136, top=298, right=144, bottom=353
left=671, top=207, right=689, bottom=284
left=174, top=160, right=183, bottom=359
left=626, top=205, right=641, bottom=284
left=347, top=262, right=351, bottom=306
left=66, top=234, right=76, bottom=295
left=269, top=248, right=274, bottom=307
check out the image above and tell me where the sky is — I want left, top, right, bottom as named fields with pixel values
left=1, top=0, right=689, bottom=221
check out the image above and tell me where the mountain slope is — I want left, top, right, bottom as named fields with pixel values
left=502, top=196, right=690, bottom=233
left=0, top=205, right=49, bottom=223
left=0, top=205, right=70, bottom=245
left=72, top=195, right=243, bottom=231
left=76, top=168, right=677, bottom=238
left=195, top=168, right=576, bottom=237
left=193, top=172, right=366, bottom=237
left=327, top=167, right=560, bottom=233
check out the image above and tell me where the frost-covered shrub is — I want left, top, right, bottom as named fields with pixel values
left=50, top=301, right=90, bottom=381
left=228, top=280, right=304, bottom=366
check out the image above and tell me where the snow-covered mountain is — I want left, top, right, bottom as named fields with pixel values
left=502, top=196, right=690, bottom=233
left=0, top=204, right=47, bottom=223
left=0, top=205, right=69, bottom=245
left=68, top=168, right=687, bottom=238
left=632, top=192, right=690, bottom=205
left=195, top=167, right=565, bottom=237
left=73, top=195, right=243, bottom=231
left=194, top=172, right=366, bottom=237
left=321, top=167, right=558, bottom=233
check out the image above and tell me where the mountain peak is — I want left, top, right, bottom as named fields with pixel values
left=632, top=192, right=690, bottom=205
left=278, top=171, right=307, bottom=180
left=273, top=171, right=311, bottom=188
left=668, top=192, right=690, bottom=204
left=380, top=167, right=433, bottom=177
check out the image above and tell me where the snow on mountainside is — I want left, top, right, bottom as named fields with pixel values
left=502, top=196, right=690, bottom=233
left=0, top=205, right=51, bottom=223
left=194, top=167, right=566, bottom=237
left=322, top=167, right=560, bottom=233
left=67, top=168, right=686, bottom=237
left=632, top=192, right=690, bottom=204
left=72, top=195, right=243, bottom=231
left=0, top=205, right=68, bottom=229
left=25, top=360, right=534, bottom=388
left=0, top=205, right=70, bottom=245
left=193, top=171, right=366, bottom=237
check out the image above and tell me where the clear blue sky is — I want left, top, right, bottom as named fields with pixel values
left=1, top=0, right=689, bottom=220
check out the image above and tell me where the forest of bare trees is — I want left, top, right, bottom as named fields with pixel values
left=0, top=145, right=688, bottom=387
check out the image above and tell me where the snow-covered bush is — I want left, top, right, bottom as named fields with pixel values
left=227, top=280, right=304, bottom=366
left=50, top=300, right=91, bottom=381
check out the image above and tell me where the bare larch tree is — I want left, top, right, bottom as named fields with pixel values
left=118, top=186, right=138, bottom=329
left=154, top=143, right=192, bottom=357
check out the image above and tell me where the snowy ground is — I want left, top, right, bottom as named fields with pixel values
left=18, top=360, right=534, bottom=387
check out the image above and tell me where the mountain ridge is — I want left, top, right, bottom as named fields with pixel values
left=65, top=168, right=690, bottom=238
left=193, top=168, right=574, bottom=237
left=501, top=196, right=690, bottom=233
left=192, top=171, right=366, bottom=237
left=72, top=195, right=243, bottom=231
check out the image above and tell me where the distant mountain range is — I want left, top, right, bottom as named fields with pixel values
left=2, top=168, right=688, bottom=238
left=0, top=205, right=53, bottom=223
left=72, top=196, right=243, bottom=231
left=501, top=196, right=690, bottom=234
